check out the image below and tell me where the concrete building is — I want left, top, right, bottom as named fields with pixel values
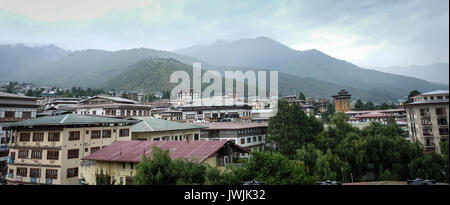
left=2, top=114, right=137, bottom=185
left=131, top=117, right=206, bottom=141
left=180, top=105, right=253, bottom=122
left=251, top=109, right=275, bottom=123
left=0, top=91, right=39, bottom=176
left=160, top=110, right=183, bottom=121
left=195, top=122, right=268, bottom=154
left=333, top=90, right=351, bottom=113
left=79, top=140, right=249, bottom=185
left=73, top=96, right=152, bottom=118
left=405, top=90, right=449, bottom=153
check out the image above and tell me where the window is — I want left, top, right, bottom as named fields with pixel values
left=48, top=132, right=60, bottom=142
left=119, top=129, right=129, bottom=137
left=69, top=131, right=80, bottom=141
left=247, top=138, right=251, bottom=143
left=102, top=130, right=111, bottom=138
left=130, top=163, right=134, bottom=170
left=16, top=167, right=27, bottom=177
left=90, top=147, right=100, bottom=154
left=85, top=130, right=89, bottom=135
left=31, top=150, right=42, bottom=159
left=437, top=96, right=443, bottom=100
left=241, top=138, right=245, bottom=144
left=420, top=108, right=429, bottom=116
left=258, top=136, right=262, bottom=142
left=33, top=133, right=44, bottom=142
left=421, top=117, right=432, bottom=125
left=66, top=168, right=78, bottom=178
left=438, top=118, right=448, bottom=125
left=253, top=137, right=257, bottom=142
left=19, top=133, right=30, bottom=142
left=439, top=128, right=449, bottom=136
left=194, top=134, right=199, bottom=141
left=67, top=149, right=79, bottom=159
left=30, top=168, right=40, bottom=178
left=91, top=130, right=101, bottom=139
left=122, top=162, right=126, bottom=169
left=422, top=128, right=433, bottom=136
left=18, top=150, right=29, bottom=159
left=436, top=108, right=446, bottom=116
left=46, top=169, right=58, bottom=179
left=5, top=111, right=15, bottom=118
left=47, top=150, right=59, bottom=160
left=22, top=112, right=32, bottom=118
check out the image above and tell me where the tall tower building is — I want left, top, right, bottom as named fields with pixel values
left=332, top=90, right=351, bottom=113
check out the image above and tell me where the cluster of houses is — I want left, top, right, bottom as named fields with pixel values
left=0, top=88, right=448, bottom=185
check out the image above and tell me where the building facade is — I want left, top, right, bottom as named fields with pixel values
left=180, top=105, right=253, bottom=122
left=333, top=90, right=351, bottom=113
left=0, top=91, right=39, bottom=177
left=73, top=96, right=152, bottom=118
left=79, top=140, right=249, bottom=185
left=3, top=114, right=137, bottom=185
left=405, top=90, right=449, bottom=153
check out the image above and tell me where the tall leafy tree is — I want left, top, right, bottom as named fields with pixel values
left=265, top=100, right=324, bottom=158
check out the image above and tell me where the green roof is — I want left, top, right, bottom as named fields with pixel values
left=2, top=114, right=138, bottom=127
left=131, top=118, right=207, bottom=132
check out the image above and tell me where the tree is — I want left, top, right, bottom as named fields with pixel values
left=121, top=93, right=129, bottom=99
left=354, top=100, right=364, bottom=111
left=234, top=151, right=318, bottom=185
left=298, top=92, right=306, bottom=101
left=265, top=100, right=324, bottom=158
left=407, top=90, right=421, bottom=103
left=95, top=169, right=116, bottom=185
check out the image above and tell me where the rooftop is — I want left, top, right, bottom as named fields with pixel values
left=0, top=91, right=36, bottom=100
left=2, top=113, right=137, bottom=128
left=82, top=140, right=249, bottom=163
left=131, top=117, right=206, bottom=132
left=418, top=90, right=449, bottom=96
left=79, top=96, right=137, bottom=104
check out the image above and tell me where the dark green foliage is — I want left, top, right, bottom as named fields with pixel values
left=265, top=100, right=324, bottom=158
left=299, top=92, right=306, bottom=101
left=234, top=151, right=318, bottom=185
left=354, top=99, right=398, bottom=110
left=95, top=169, right=116, bottom=185
left=133, top=147, right=238, bottom=185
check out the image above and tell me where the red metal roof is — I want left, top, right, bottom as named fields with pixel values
left=82, top=140, right=248, bottom=163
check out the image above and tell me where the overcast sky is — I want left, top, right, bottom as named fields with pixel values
left=0, top=0, right=448, bottom=67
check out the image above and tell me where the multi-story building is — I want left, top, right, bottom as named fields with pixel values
left=405, top=90, right=449, bottom=153
left=196, top=122, right=268, bottom=154
left=72, top=96, right=153, bottom=118
left=333, top=90, right=351, bottom=113
left=79, top=140, right=249, bottom=185
left=160, top=110, right=183, bottom=121
left=131, top=117, right=206, bottom=141
left=180, top=105, right=253, bottom=122
left=0, top=91, right=39, bottom=176
left=251, top=109, right=275, bottom=123
left=2, top=114, right=137, bottom=185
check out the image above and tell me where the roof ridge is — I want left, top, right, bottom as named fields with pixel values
left=143, top=119, right=154, bottom=131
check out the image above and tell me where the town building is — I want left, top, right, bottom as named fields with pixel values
left=180, top=105, right=253, bottom=122
left=251, top=109, right=275, bottom=123
left=160, top=110, right=183, bottom=121
left=405, top=90, right=449, bottom=153
left=2, top=114, right=137, bottom=185
left=72, top=96, right=153, bottom=118
left=333, top=90, right=352, bottom=113
left=79, top=140, right=249, bottom=185
left=131, top=117, right=206, bottom=141
left=195, top=122, right=268, bottom=154
left=0, top=91, right=39, bottom=176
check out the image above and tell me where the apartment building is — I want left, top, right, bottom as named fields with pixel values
left=79, top=140, right=249, bottom=185
left=2, top=114, right=137, bottom=185
left=180, top=105, right=252, bottom=122
left=73, top=96, right=153, bottom=118
left=196, top=122, right=268, bottom=155
left=0, top=91, right=39, bottom=176
left=405, top=90, right=449, bottom=153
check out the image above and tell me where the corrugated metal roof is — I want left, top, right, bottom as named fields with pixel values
left=0, top=91, right=36, bottom=99
left=82, top=140, right=248, bottom=163
left=131, top=117, right=206, bottom=132
left=2, top=113, right=138, bottom=127
left=418, top=90, right=449, bottom=96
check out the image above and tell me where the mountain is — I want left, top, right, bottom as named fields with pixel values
left=370, top=63, right=449, bottom=85
left=0, top=44, right=69, bottom=81
left=18, top=48, right=204, bottom=88
left=176, top=37, right=447, bottom=101
left=102, top=58, right=194, bottom=93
